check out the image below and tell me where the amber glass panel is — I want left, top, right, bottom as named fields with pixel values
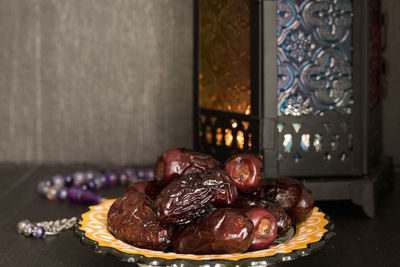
left=199, top=0, right=251, bottom=114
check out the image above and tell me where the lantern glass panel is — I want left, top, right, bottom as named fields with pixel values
left=199, top=0, right=251, bottom=115
left=277, top=0, right=354, bottom=116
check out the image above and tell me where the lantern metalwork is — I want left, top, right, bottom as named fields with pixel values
left=193, top=0, right=391, bottom=217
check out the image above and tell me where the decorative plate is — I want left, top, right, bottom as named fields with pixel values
left=75, top=199, right=335, bottom=266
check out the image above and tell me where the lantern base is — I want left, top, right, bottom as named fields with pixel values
left=301, top=156, right=393, bottom=218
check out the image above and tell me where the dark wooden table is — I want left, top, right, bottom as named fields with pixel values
left=0, top=164, right=398, bottom=267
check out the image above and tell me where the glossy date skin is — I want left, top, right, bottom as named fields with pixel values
left=261, top=178, right=314, bottom=223
left=124, top=181, right=161, bottom=200
left=155, top=169, right=238, bottom=225
left=154, top=148, right=222, bottom=186
left=172, top=208, right=254, bottom=254
left=288, top=185, right=314, bottom=223
left=244, top=207, right=277, bottom=251
left=234, top=196, right=292, bottom=235
left=224, top=154, right=263, bottom=192
left=107, top=192, right=173, bottom=251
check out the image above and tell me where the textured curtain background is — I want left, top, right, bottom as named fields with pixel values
left=0, top=0, right=193, bottom=166
left=0, top=0, right=399, bottom=167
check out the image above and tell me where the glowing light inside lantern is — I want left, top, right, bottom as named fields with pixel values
left=216, top=128, right=223, bottom=146
left=248, top=133, right=252, bottom=147
left=206, top=126, right=212, bottom=144
left=231, top=120, right=238, bottom=129
left=237, top=131, right=245, bottom=149
left=225, top=129, right=233, bottom=147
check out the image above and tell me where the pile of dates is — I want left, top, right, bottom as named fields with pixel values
left=107, top=148, right=314, bottom=254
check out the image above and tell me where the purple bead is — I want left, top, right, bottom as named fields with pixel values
left=137, top=169, right=145, bottom=180
left=93, top=177, right=103, bottom=190
left=106, top=171, right=119, bottom=186
left=34, top=226, right=45, bottom=239
left=67, top=187, right=84, bottom=203
left=124, top=168, right=136, bottom=177
left=64, top=175, right=74, bottom=187
left=57, top=187, right=68, bottom=200
left=98, top=175, right=109, bottom=188
left=37, top=181, right=49, bottom=196
left=51, top=175, right=64, bottom=189
left=87, top=180, right=97, bottom=191
left=145, top=169, right=154, bottom=180
left=85, top=170, right=97, bottom=181
left=73, top=171, right=86, bottom=186
left=45, top=179, right=53, bottom=186
left=119, top=173, right=129, bottom=185
left=81, top=191, right=102, bottom=205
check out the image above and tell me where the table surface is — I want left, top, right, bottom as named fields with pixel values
left=0, top=164, right=399, bottom=267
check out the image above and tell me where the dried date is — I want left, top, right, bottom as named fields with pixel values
left=154, top=148, right=222, bottom=186
left=288, top=185, right=314, bottom=223
left=224, top=153, right=263, bottom=192
left=262, top=178, right=314, bottom=223
left=243, top=207, right=277, bottom=251
left=156, top=169, right=238, bottom=225
left=125, top=181, right=161, bottom=199
left=234, top=196, right=292, bottom=235
left=107, top=192, right=173, bottom=251
left=172, top=208, right=254, bottom=254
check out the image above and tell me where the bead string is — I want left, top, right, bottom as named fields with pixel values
left=17, top=167, right=154, bottom=239
left=17, top=218, right=78, bottom=238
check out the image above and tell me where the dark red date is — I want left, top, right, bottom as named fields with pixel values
left=107, top=192, right=173, bottom=251
left=262, top=178, right=314, bottom=223
left=154, top=148, right=222, bottom=186
left=234, top=196, right=292, bottom=235
left=156, top=169, right=238, bottom=225
left=172, top=208, right=254, bottom=254
left=287, top=185, right=314, bottom=223
left=224, top=154, right=263, bottom=192
left=263, top=178, right=302, bottom=210
left=244, top=207, right=277, bottom=251
left=125, top=181, right=161, bottom=200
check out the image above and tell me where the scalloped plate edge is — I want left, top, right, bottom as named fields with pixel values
left=75, top=208, right=335, bottom=267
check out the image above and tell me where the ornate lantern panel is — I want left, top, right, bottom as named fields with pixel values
left=194, top=0, right=383, bottom=178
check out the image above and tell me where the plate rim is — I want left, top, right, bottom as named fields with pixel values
left=75, top=203, right=335, bottom=266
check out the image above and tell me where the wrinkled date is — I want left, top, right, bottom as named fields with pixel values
left=261, top=178, right=302, bottom=210
left=156, top=169, right=238, bottom=225
left=154, top=148, right=222, bottom=186
left=224, top=154, right=263, bottom=192
left=262, top=178, right=314, bottom=223
left=243, top=207, right=277, bottom=251
left=234, top=196, right=292, bottom=235
left=288, top=185, right=314, bottom=223
left=107, top=192, right=173, bottom=251
left=172, top=208, right=254, bottom=254
left=125, top=181, right=161, bottom=200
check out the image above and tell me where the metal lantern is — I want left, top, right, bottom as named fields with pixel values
left=193, top=0, right=391, bottom=217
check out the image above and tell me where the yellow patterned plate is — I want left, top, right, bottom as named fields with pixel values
left=75, top=199, right=335, bottom=266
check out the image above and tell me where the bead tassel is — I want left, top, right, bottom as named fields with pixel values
left=19, top=167, right=154, bottom=238
left=36, top=168, right=154, bottom=205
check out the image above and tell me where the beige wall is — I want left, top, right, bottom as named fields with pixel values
left=0, top=0, right=399, bottom=166
left=0, top=0, right=193, bottom=166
